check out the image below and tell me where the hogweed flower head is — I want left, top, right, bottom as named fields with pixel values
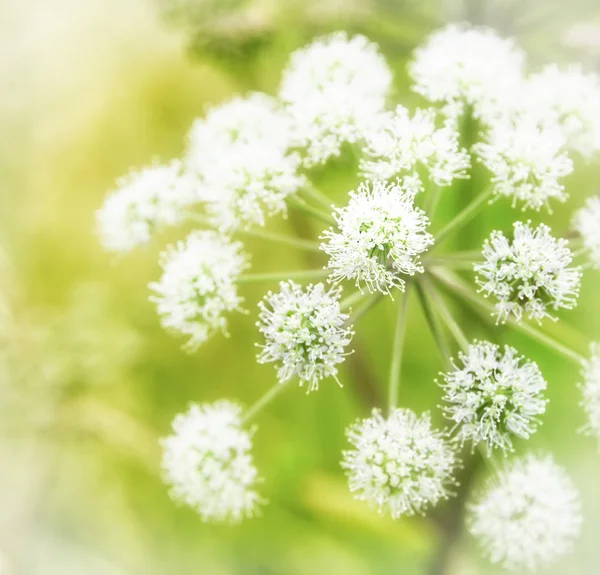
left=280, top=32, right=392, bottom=166
left=440, top=341, right=547, bottom=454
left=579, top=343, right=600, bottom=444
left=469, top=454, right=582, bottom=571
left=341, top=408, right=456, bottom=518
left=161, top=401, right=263, bottom=523
left=150, top=231, right=249, bottom=350
left=320, top=180, right=434, bottom=295
left=475, top=222, right=581, bottom=323
left=573, top=196, right=600, bottom=269
left=361, top=106, right=470, bottom=187
left=256, top=281, right=353, bottom=392
left=96, top=161, right=198, bottom=252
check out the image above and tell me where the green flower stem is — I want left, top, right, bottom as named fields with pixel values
left=434, top=185, right=494, bottom=246
left=430, top=267, right=587, bottom=364
left=237, top=269, right=329, bottom=284
left=388, top=284, right=412, bottom=411
left=415, top=280, right=452, bottom=369
left=238, top=228, right=322, bottom=252
left=287, top=195, right=336, bottom=226
left=340, top=290, right=368, bottom=311
left=424, top=184, right=442, bottom=219
left=347, top=293, right=384, bottom=325
left=185, top=211, right=211, bottom=226
left=301, top=182, right=334, bottom=210
left=241, top=383, right=288, bottom=424
left=425, top=280, right=470, bottom=353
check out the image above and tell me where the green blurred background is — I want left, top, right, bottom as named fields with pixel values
left=1, top=0, right=600, bottom=573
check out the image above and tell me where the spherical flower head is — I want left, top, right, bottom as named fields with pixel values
left=185, top=93, right=293, bottom=177
left=475, top=222, right=581, bottom=323
left=579, top=343, right=600, bottom=444
left=474, top=117, right=573, bottom=211
left=161, top=401, right=263, bottom=523
left=573, top=196, right=600, bottom=269
left=320, top=180, right=434, bottom=295
left=149, top=231, right=249, bottom=350
left=409, top=24, right=525, bottom=119
left=280, top=32, right=392, bottom=166
left=96, top=161, right=199, bottom=252
left=256, top=281, right=353, bottom=392
left=440, top=341, right=547, bottom=454
left=361, top=106, right=470, bottom=187
left=468, top=454, right=582, bottom=571
left=341, top=408, right=456, bottom=518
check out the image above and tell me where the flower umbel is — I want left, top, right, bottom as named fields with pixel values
left=161, top=401, right=263, bottom=523
left=475, top=222, right=581, bottom=323
left=440, top=341, right=547, bottom=454
left=256, top=281, right=354, bottom=392
left=342, top=408, right=456, bottom=518
left=321, top=180, right=434, bottom=295
left=573, top=195, right=600, bottom=269
left=468, top=454, right=582, bottom=571
left=579, top=343, right=600, bottom=444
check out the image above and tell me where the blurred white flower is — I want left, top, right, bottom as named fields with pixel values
left=360, top=106, right=470, bottom=187
left=280, top=32, right=392, bottom=166
left=475, top=222, right=581, bottom=323
left=409, top=24, right=525, bottom=119
left=320, top=180, right=433, bottom=295
left=469, top=454, right=582, bottom=571
left=474, top=118, right=573, bottom=211
left=440, top=341, right=547, bottom=454
left=342, top=408, right=456, bottom=518
left=573, top=195, right=600, bottom=268
left=580, top=343, right=600, bottom=444
left=161, top=401, right=263, bottom=523
left=150, top=231, right=249, bottom=350
left=96, top=161, right=199, bottom=252
left=256, top=281, right=353, bottom=392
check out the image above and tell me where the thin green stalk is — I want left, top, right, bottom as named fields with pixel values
left=237, top=269, right=329, bottom=284
left=415, top=280, right=452, bottom=369
left=301, top=182, right=334, bottom=210
left=238, top=228, right=322, bottom=252
left=340, top=290, right=367, bottom=311
left=186, top=212, right=211, bottom=226
left=425, top=281, right=470, bottom=353
left=388, top=285, right=412, bottom=411
left=434, top=185, right=494, bottom=246
left=347, top=293, right=384, bottom=325
left=287, top=196, right=336, bottom=226
left=241, top=383, right=288, bottom=424
left=424, top=184, right=442, bottom=219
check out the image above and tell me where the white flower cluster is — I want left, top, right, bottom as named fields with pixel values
left=475, top=222, right=581, bottom=323
left=469, top=454, right=582, bottom=572
left=440, top=341, right=547, bottom=454
left=256, top=281, right=353, bottom=392
left=321, top=180, right=434, bottom=295
left=474, top=119, right=573, bottom=211
left=580, top=343, right=600, bottom=444
left=96, top=161, right=199, bottom=252
left=342, top=408, right=455, bottom=518
left=150, top=231, right=249, bottom=350
left=161, top=401, right=263, bottom=523
left=573, top=196, right=600, bottom=269
left=280, top=32, right=392, bottom=166
left=361, top=106, right=470, bottom=187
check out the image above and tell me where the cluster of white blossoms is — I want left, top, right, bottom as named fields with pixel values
left=573, top=196, right=600, bottom=269
left=440, top=341, right=547, bottom=454
left=342, top=408, right=456, bottom=518
left=280, top=32, right=392, bottom=166
left=361, top=106, right=470, bottom=187
left=150, top=231, right=249, bottom=351
left=321, top=180, right=434, bottom=295
left=469, top=454, right=582, bottom=572
left=96, top=161, right=198, bottom=252
left=256, top=281, right=354, bottom=392
left=475, top=222, right=581, bottom=323
left=161, top=401, right=263, bottom=523
left=579, top=344, right=600, bottom=443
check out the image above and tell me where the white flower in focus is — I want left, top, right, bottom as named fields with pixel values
left=280, top=32, right=392, bottom=166
left=161, top=401, right=263, bottom=523
left=474, top=119, right=573, bottom=211
left=440, top=341, right=547, bottom=454
left=469, top=454, right=582, bottom=571
left=409, top=24, right=525, bottom=119
left=320, top=180, right=434, bottom=295
left=579, top=343, right=600, bottom=444
left=361, top=106, right=470, bottom=187
left=475, top=222, right=581, bottom=323
left=150, top=231, right=249, bottom=350
left=96, top=161, right=199, bottom=252
left=256, top=281, right=353, bottom=392
left=342, top=408, right=456, bottom=518
left=573, top=196, right=600, bottom=268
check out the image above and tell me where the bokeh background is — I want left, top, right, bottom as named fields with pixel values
left=1, top=0, right=600, bottom=573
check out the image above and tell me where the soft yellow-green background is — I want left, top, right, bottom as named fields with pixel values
left=1, top=1, right=600, bottom=573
